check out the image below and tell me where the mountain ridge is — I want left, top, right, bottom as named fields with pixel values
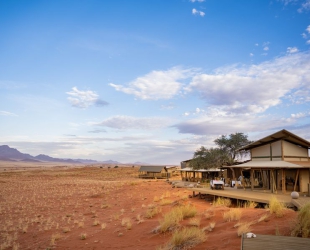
left=0, top=145, right=128, bottom=164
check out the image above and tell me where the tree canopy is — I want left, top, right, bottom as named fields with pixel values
left=190, top=132, right=252, bottom=170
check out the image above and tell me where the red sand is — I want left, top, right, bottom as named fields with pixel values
left=0, top=167, right=298, bottom=250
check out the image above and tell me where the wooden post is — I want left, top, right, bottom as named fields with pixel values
left=251, top=169, right=254, bottom=191
left=271, top=170, right=277, bottom=194
left=260, top=169, right=265, bottom=189
left=282, top=169, right=286, bottom=194
left=294, top=169, right=299, bottom=191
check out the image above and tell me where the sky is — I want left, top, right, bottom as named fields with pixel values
left=1, top=0, right=310, bottom=165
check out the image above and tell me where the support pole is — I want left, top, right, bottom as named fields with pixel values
left=294, top=169, right=300, bottom=191
left=282, top=169, right=286, bottom=194
left=251, top=169, right=254, bottom=191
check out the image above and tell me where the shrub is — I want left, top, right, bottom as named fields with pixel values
left=291, top=202, right=310, bottom=237
left=169, top=227, right=206, bottom=249
left=269, top=196, right=285, bottom=217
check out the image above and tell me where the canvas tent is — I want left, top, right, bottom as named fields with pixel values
left=228, top=129, right=310, bottom=194
left=138, top=165, right=169, bottom=179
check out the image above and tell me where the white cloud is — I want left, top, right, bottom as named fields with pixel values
left=93, top=115, right=172, bottom=130
left=250, top=53, right=254, bottom=57
left=185, top=51, right=310, bottom=114
left=287, top=47, right=299, bottom=53
left=307, top=25, right=310, bottom=33
left=192, top=8, right=205, bottom=16
left=263, top=46, right=269, bottom=51
left=190, top=0, right=205, bottom=2
left=173, top=111, right=294, bottom=136
left=291, top=112, right=310, bottom=118
left=255, top=43, right=259, bottom=46
left=302, top=32, right=307, bottom=39
left=110, top=67, right=197, bottom=100
left=298, top=0, right=310, bottom=12
left=307, top=40, right=310, bottom=44
left=0, top=111, right=17, bottom=116
left=66, top=87, right=108, bottom=109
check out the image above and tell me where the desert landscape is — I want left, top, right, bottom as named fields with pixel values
left=0, top=163, right=304, bottom=250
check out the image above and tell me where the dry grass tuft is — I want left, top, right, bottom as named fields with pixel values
left=291, top=202, right=310, bottom=237
left=203, top=222, right=216, bottom=232
left=121, top=217, right=132, bottom=230
left=213, top=197, right=231, bottom=207
left=93, top=219, right=100, bottom=226
left=169, top=227, right=206, bottom=249
left=269, top=196, right=285, bottom=217
left=223, top=209, right=242, bottom=222
left=237, top=223, right=252, bottom=237
left=145, top=206, right=162, bottom=219
left=158, top=209, right=183, bottom=233
left=204, top=211, right=214, bottom=220
left=80, top=233, right=87, bottom=240
left=258, top=213, right=270, bottom=223
left=188, top=217, right=201, bottom=227
left=243, top=201, right=258, bottom=208
left=160, top=199, right=173, bottom=206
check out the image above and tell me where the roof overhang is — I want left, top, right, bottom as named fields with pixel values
left=238, top=129, right=310, bottom=151
left=228, top=160, right=309, bottom=169
left=179, top=167, right=223, bottom=172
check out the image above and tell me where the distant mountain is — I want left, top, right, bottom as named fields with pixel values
left=20, top=158, right=42, bottom=162
left=0, top=145, right=35, bottom=160
left=0, top=145, right=124, bottom=164
left=35, top=154, right=81, bottom=164
left=100, top=160, right=121, bottom=164
left=71, top=158, right=99, bottom=164
left=132, top=161, right=150, bottom=166
left=0, top=156, right=17, bottom=162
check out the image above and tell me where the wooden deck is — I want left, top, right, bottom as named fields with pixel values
left=189, top=186, right=310, bottom=208
left=241, top=234, right=310, bottom=250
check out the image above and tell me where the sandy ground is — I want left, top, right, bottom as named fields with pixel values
left=0, top=164, right=299, bottom=250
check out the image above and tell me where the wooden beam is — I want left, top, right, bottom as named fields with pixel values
left=294, top=169, right=299, bottom=191
left=260, top=169, right=265, bottom=189
left=282, top=169, right=286, bottom=194
left=281, top=140, right=284, bottom=160
left=251, top=169, right=254, bottom=191
left=271, top=170, right=277, bottom=194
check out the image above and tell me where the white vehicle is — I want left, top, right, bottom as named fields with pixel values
left=210, top=180, right=224, bottom=190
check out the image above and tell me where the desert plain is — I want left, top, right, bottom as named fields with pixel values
left=0, top=162, right=299, bottom=250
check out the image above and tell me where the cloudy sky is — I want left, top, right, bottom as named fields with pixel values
left=1, top=0, right=310, bottom=164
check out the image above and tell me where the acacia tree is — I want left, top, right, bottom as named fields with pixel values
left=214, top=132, right=251, bottom=161
left=190, top=146, right=230, bottom=170
left=190, top=133, right=252, bottom=178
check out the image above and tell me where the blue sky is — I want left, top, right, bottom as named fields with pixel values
left=1, top=0, right=310, bottom=164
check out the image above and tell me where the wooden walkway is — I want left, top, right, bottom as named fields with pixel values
left=189, top=186, right=310, bottom=208
left=241, top=234, right=310, bottom=250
